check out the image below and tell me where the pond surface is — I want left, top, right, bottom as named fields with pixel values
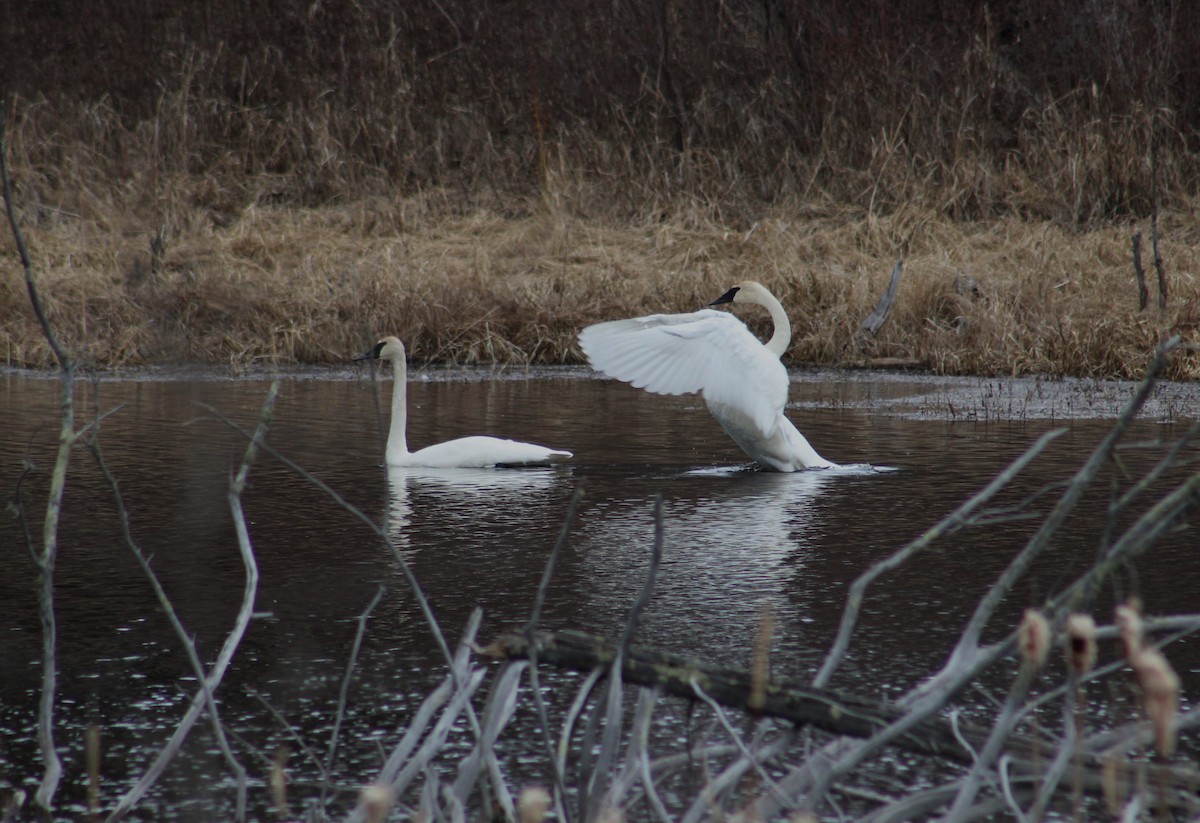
left=1, top=365, right=1197, bottom=819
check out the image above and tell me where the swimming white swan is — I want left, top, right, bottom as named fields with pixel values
left=578, top=281, right=836, bottom=471
left=355, top=336, right=573, bottom=468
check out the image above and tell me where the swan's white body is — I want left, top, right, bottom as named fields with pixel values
left=356, top=336, right=573, bottom=468
left=578, top=281, right=836, bottom=471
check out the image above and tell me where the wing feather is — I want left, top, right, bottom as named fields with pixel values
left=579, top=309, right=788, bottom=436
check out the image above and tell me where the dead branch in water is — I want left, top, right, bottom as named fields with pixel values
left=105, top=385, right=277, bottom=822
left=2, top=99, right=69, bottom=818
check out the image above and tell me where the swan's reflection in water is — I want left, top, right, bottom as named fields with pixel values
left=386, top=465, right=571, bottom=557
left=573, top=464, right=884, bottom=668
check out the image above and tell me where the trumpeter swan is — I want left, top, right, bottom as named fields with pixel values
left=578, top=281, right=837, bottom=471
left=355, top=336, right=573, bottom=468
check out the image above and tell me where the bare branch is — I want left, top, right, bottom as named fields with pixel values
left=200, top=405, right=457, bottom=673
left=814, top=428, right=1064, bottom=688
left=3, top=98, right=71, bottom=817
left=107, top=383, right=278, bottom=821
left=1, top=103, right=70, bottom=370
left=942, top=337, right=1178, bottom=675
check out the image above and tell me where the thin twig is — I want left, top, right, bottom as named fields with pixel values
left=943, top=660, right=1040, bottom=817
left=860, top=259, right=904, bottom=336
left=619, top=493, right=664, bottom=657
left=1, top=103, right=70, bottom=369
left=201, top=406, right=457, bottom=672
left=448, top=660, right=528, bottom=816
left=348, top=613, right=487, bottom=823
left=1149, top=127, right=1168, bottom=314
left=585, top=495, right=666, bottom=821
left=381, top=666, right=486, bottom=801
left=1113, top=420, right=1200, bottom=514
left=522, top=486, right=584, bottom=823
left=1027, top=673, right=1083, bottom=820
left=690, top=678, right=795, bottom=812
left=679, top=735, right=796, bottom=823
left=8, top=460, right=36, bottom=560
left=248, top=690, right=329, bottom=780
left=556, top=666, right=605, bottom=792
left=322, top=585, right=386, bottom=812
left=583, top=650, right=627, bottom=821
left=610, top=687, right=675, bottom=823
left=1131, top=230, right=1148, bottom=311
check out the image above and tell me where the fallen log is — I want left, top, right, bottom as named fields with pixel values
left=487, top=629, right=1200, bottom=811
left=488, top=629, right=984, bottom=760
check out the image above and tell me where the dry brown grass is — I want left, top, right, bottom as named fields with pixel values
left=3, top=161, right=1199, bottom=379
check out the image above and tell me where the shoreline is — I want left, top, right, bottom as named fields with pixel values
left=5, top=361, right=1196, bottom=424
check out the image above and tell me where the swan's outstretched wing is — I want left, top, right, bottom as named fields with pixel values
left=579, top=309, right=789, bottom=436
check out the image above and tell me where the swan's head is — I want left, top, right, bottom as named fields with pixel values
left=710, top=280, right=770, bottom=308
left=354, top=335, right=406, bottom=363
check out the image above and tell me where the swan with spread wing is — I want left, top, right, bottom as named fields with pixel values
left=578, top=281, right=836, bottom=471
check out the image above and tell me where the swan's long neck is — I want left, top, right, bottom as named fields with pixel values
left=760, top=291, right=791, bottom=358
left=387, top=354, right=410, bottom=459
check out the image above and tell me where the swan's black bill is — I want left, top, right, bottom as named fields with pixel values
left=353, top=341, right=386, bottom=362
left=710, top=286, right=740, bottom=306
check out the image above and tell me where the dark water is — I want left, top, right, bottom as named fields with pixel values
left=1, top=366, right=1197, bottom=818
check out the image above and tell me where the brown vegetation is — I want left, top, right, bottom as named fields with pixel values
left=2, top=1, right=1199, bottom=377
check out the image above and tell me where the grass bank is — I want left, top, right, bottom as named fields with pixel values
left=3, top=184, right=1199, bottom=379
